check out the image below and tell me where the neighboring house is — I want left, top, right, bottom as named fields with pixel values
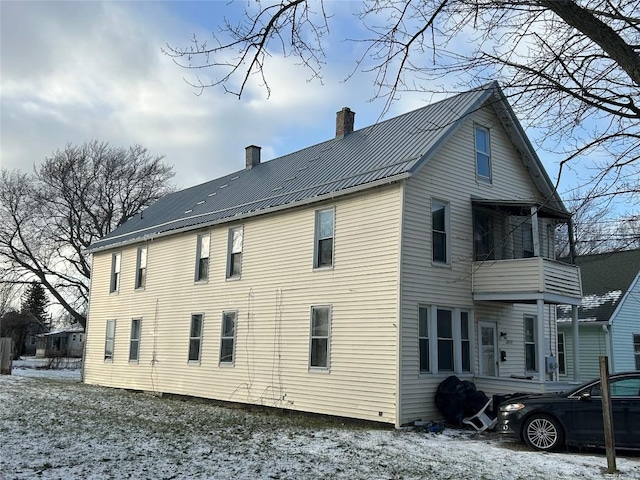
left=84, top=82, right=582, bottom=426
left=557, top=249, right=640, bottom=380
left=36, top=323, right=85, bottom=358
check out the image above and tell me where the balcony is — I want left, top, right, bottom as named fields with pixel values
left=472, top=257, right=582, bottom=305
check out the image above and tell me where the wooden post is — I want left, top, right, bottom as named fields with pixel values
left=599, top=356, right=616, bottom=474
left=0, top=337, right=13, bottom=375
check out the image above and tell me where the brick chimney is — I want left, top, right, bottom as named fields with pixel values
left=335, top=107, right=355, bottom=139
left=245, top=145, right=261, bottom=169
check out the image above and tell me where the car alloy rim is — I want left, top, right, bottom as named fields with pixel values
left=527, top=418, right=557, bottom=449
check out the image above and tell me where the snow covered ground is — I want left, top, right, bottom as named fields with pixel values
left=1, top=360, right=639, bottom=479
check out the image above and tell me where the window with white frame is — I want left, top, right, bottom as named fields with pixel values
left=227, top=227, right=243, bottom=279
left=220, top=311, right=237, bottom=364
left=314, top=209, right=334, bottom=269
left=104, top=319, right=116, bottom=360
left=432, top=200, right=449, bottom=264
left=309, top=306, right=331, bottom=369
left=129, top=318, right=141, bottom=362
left=419, top=306, right=429, bottom=372
left=634, top=334, right=640, bottom=370
left=135, top=246, right=147, bottom=289
left=195, top=234, right=210, bottom=282
left=475, top=125, right=491, bottom=180
left=188, top=314, right=204, bottom=362
left=557, top=332, right=566, bottom=375
left=524, top=316, right=537, bottom=372
left=110, top=253, right=121, bottom=293
left=420, top=306, right=472, bottom=374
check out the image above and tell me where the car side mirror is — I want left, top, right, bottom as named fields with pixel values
left=579, top=392, right=592, bottom=401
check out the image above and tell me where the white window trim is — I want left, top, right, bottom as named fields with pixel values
left=135, top=246, right=147, bottom=290
left=194, top=234, right=210, bottom=283
left=226, top=227, right=243, bottom=280
left=104, top=319, right=116, bottom=361
left=474, top=125, right=492, bottom=182
left=188, top=313, right=204, bottom=364
left=424, top=305, right=474, bottom=375
left=309, top=305, right=332, bottom=372
left=313, top=208, right=335, bottom=270
left=219, top=310, right=238, bottom=366
left=129, top=318, right=141, bottom=363
left=110, top=253, right=121, bottom=293
left=431, top=199, right=450, bottom=266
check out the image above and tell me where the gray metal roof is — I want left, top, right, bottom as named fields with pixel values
left=88, top=82, right=563, bottom=252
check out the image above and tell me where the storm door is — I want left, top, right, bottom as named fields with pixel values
left=479, top=322, right=498, bottom=376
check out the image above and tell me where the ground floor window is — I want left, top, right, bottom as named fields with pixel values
left=524, top=316, right=537, bottom=372
left=189, top=314, right=203, bottom=362
left=220, top=311, right=237, bottom=365
left=557, top=332, right=566, bottom=375
left=420, top=305, right=472, bottom=374
left=634, top=334, right=640, bottom=370
left=104, top=319, right=116, bottom=361
left=129, top=318, right=141, bottom=362
left=309, top=306, right=331, bottom=370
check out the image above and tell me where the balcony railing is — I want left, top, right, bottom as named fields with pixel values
left=472, top=257, right=582, bottom=305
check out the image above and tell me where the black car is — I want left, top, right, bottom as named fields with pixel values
left=498, top=372, right=640, bottom=451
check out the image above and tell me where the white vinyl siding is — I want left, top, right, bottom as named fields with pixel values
left=400, top=104, right=552, bottom=424
left=110, top=253, right=121, bottom=293
left=83, top=184, right=401, bottom=424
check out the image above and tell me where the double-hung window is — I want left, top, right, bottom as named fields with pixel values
left=104, top=319, right=116, bottom=361
left=524, top=316, right=537, bottom=372
left=188, top=314, right=204, bottom=362
left=432, top=200, right=449, bottom=264
left=110, top=253, right=121, bottom=293
left=314, top=209, right=334, bottom=269
left=557, top=332, right=566, bottom=375
left=220, top=311, right=237, bottom=365
left=135, top=246, right=147, bottom=289
left=419, top=306, right=430, bottom=372
left=475, top=126, right=491, bottom=180
left=419, top=306, right=472, bottom=374
left=309, top=306, right=331, bottom=370
left=634, top=334, right=640, bottom=370
left=195, top=234, right=210, bottom=282
left=129, top=318, right=141, bottom=362
left=227, top=227, right=243, bottom=279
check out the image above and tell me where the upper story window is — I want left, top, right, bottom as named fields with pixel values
left=227, top=227, right=243, bottom=279
left=188, top=314, right=204, bottom=363
left=110, top=253, right=121, bottom=293
left=475, top=126, right=491, bottom=181
left=220, top=311, right=237, bottom=365
left=195, top=234, right=210, bottom=282
left=309, top=306, right=331, bottom=370
left=314, top=209, right=334, bottom=269
left=135, top=246, right=147, bottom=289
left=104, top=319, right=116, bottom=361
left=431, top=200, right=449, bottom=264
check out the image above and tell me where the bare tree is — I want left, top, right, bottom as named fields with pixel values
left=165, top=0, right=639, bottom=233
left=0, top=141, right=175, bottom=327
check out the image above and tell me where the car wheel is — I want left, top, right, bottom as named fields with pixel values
left=522, top=414, right=564, bottom=451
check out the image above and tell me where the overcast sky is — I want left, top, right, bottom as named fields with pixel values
left=1, top=0, right=569, bottom=192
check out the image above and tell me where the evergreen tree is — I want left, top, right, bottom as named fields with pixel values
left=21, top=282, right=49, bottom=326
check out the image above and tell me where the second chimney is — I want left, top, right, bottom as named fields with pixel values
left=245, top=145, right=261, bottom=169
left=335, top=107, right=355, bottom=139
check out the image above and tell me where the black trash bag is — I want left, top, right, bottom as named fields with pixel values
left=435, top=375, right=467, bottom=426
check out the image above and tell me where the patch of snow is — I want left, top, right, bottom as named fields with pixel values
left=581, top=290, right=623, bottom=310
left=0, top=368, right=638, bottom=479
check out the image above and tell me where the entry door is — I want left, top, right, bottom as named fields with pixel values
left=479, top=322, right=498, bottom=376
